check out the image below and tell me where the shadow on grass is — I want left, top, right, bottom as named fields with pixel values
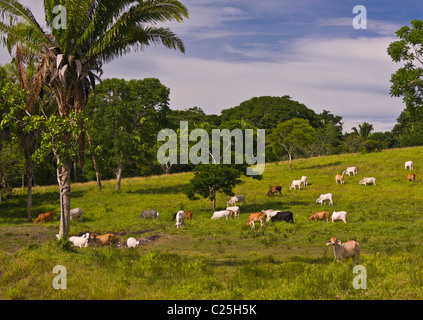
left=301, top=161, right=343, bottom=170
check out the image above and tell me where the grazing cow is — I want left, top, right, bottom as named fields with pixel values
left=407, top=173, right=416, bottom=182
left=289, top=180, right=304, bottom=190
left=271, top=211, right=294, bottom=223
left=70, top=208, right=84, bottom=222
left=244, top=212, right=267, bottom=230
left=343, top=167, right=357, bottom=176
left=331, top=211, right=347, bottom=223
left=226, top=206, right=240, bottom=218
left=301, top=176, right=308, bottom=187
left=211, top=210, right=232, bottom=220
left=335, top=174, right=344, bottom=184
left=316, top=193, right=333, bottom=205
left=307, top=211, right=329, bottom=222
left=359, top=177, right=376, bottom=186
left=139, top=210, right=160, bottom=219
left=34, top=211, right=54, bottom=224
left=405, top=161, right=413, bottom=170
left=127, top=237, right=140, bottom=248
left=326, top=237, right=360, bottom=266
left=175, top=210, right=185, bottom=228
left=262, top=209, right=279, bottom=222
left=227, top=195, right=246, bottom=206
left=91, top=233, right=116, bottom=246
left=185, top=211, right=193, bottom=220
left=69, top=233, right=90, bottom=248
left=267, top=186, right=282, bottom=196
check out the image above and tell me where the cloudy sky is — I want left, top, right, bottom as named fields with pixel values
left=1, top=0, right=422, bottom=132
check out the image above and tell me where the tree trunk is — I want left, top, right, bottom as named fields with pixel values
left=26, top=161, right=34, bottom=222
left=87, top=131, right=102, bottom=193
left=73, top=159, right=78, bottom=182
left=58, top=159, right=72, bottom=238
left=116, top=165, right=123, bottom=191
left=288, top=152, right=292, bottom=170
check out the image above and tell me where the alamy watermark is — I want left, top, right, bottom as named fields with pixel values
left=157, top=121, right=266, bottom=175
left=52, top=265, right=67, bottom=290
left=352, top=5, right=367, bottom=30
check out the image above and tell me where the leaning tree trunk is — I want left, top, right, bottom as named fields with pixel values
left=57, top=158, right=72, bottom=238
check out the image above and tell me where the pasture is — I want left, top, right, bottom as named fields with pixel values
left=1, top=147, right=423, bottom=300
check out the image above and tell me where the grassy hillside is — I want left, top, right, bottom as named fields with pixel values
left=1, top=147, right=423, bottom=299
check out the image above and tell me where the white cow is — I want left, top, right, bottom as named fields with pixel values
left=262, top=209, right=279, bottom=222
left=227, top=195, right=246, bottom=206
left=331, top=211, right=347, bottom=223
left=301, top=176, right=308, bottom=187
left=326, top=237, right=360, bottom=266
left=359, top=177, right=376, bottom=186
left=70, top=208, right=84, bottom=222
left=127, top=237, right=140, bottom=248
left=316, top=193, right=333, bottom=205
left=226, top=206, right=240, bottom=218
left=405, top=161, right=413, bottom=170
left=211, top=210, right=232, bottom=220
left=289, top=180, right=304, bottom=190
left=69, top=233, right=90, bottom=248
left=175, top=210, right=185, bottom=228
left=343, top=167, right=357, bottom=176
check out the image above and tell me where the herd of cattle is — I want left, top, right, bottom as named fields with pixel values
left=32, top=160, right=416, bottom=265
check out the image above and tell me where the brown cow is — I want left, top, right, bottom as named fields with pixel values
left=244, top=212, right=267, bottom=229
left=335, top=174, right=344, bottom=184
left=326, top=237, right=361, bottom=266
left=307, top=211, right=329, bottom=222
left=407, top=173, right=416, bottom=182
left=34, top=211, right=55, bottom=224
left=267, top=186, right=282, bottom=196
left=91, top=233, right=116, bottom=246
left=185, top=211, right=192, bottom=220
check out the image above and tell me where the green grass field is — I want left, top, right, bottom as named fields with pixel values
left=1, top=147, right=423, bottom=300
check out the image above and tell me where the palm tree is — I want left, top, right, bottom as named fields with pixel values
left=351, top=122, right=374, bottom=138
left=0, top=0, right=188, bottom=237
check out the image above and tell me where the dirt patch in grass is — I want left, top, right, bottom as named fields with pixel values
left=0, top=225, right=58, bottom=254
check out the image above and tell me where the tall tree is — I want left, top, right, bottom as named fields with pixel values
left=269, top=118, right=316, bottom=170
left=0, top=0, right=188, bottom=237
left=387, top=19, right=423, bottom=123
left=351, top=122, right=374, bottom=138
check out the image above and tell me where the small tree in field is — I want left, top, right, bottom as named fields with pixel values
left=269, top=118, right=316, bottom=170
left=183, top=164, right=243, bottom=211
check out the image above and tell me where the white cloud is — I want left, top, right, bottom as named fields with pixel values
left=103, top=35, right=403, bottom=132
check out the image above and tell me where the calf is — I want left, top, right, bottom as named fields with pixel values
left=359, top=177, right=376, bottom=186
left=127, top=237, right=140, bottom=248
left=331, top=211, right=347, bottom=223
left=326, top=237, right=360, bottom=266
left=211, top=210, right=232, bottom=220
left=226, top=206, right=240, bottom=218
left=271, top=211, right=294, bottom=223
left=405, top=161, right=413, bottom=170
left=70, top=208, right=84, bottom=222
left=343, top=166, right=357, bottom=176
left=267, top=186, right=282, bottom=196
left=316, top=193, right=333, bottom=206
left=407, top=173, right=416, bottom=182
left=139, top=210, right=159, bottom=219
left=175, top=210, right=185, bottom=228
left=91, top=233, right=116, bottom=246
left=307, top=211, right=329, bottom=222
left=227, top=195, right=246, bottom=206
left=244, top=212, right=267, bottom=230
left=289, top=180, right=304, bottom=190
left=69, top=233, right=90, bottom=248
left=262, top=209, right=279, bottom=222
left=185, top=211, right=193, bottom=220
left=335, top=174, right=344, bottom=184
left=34, top=211, right=54, bottom=224
left=301, top=176, right=308, bottom=186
